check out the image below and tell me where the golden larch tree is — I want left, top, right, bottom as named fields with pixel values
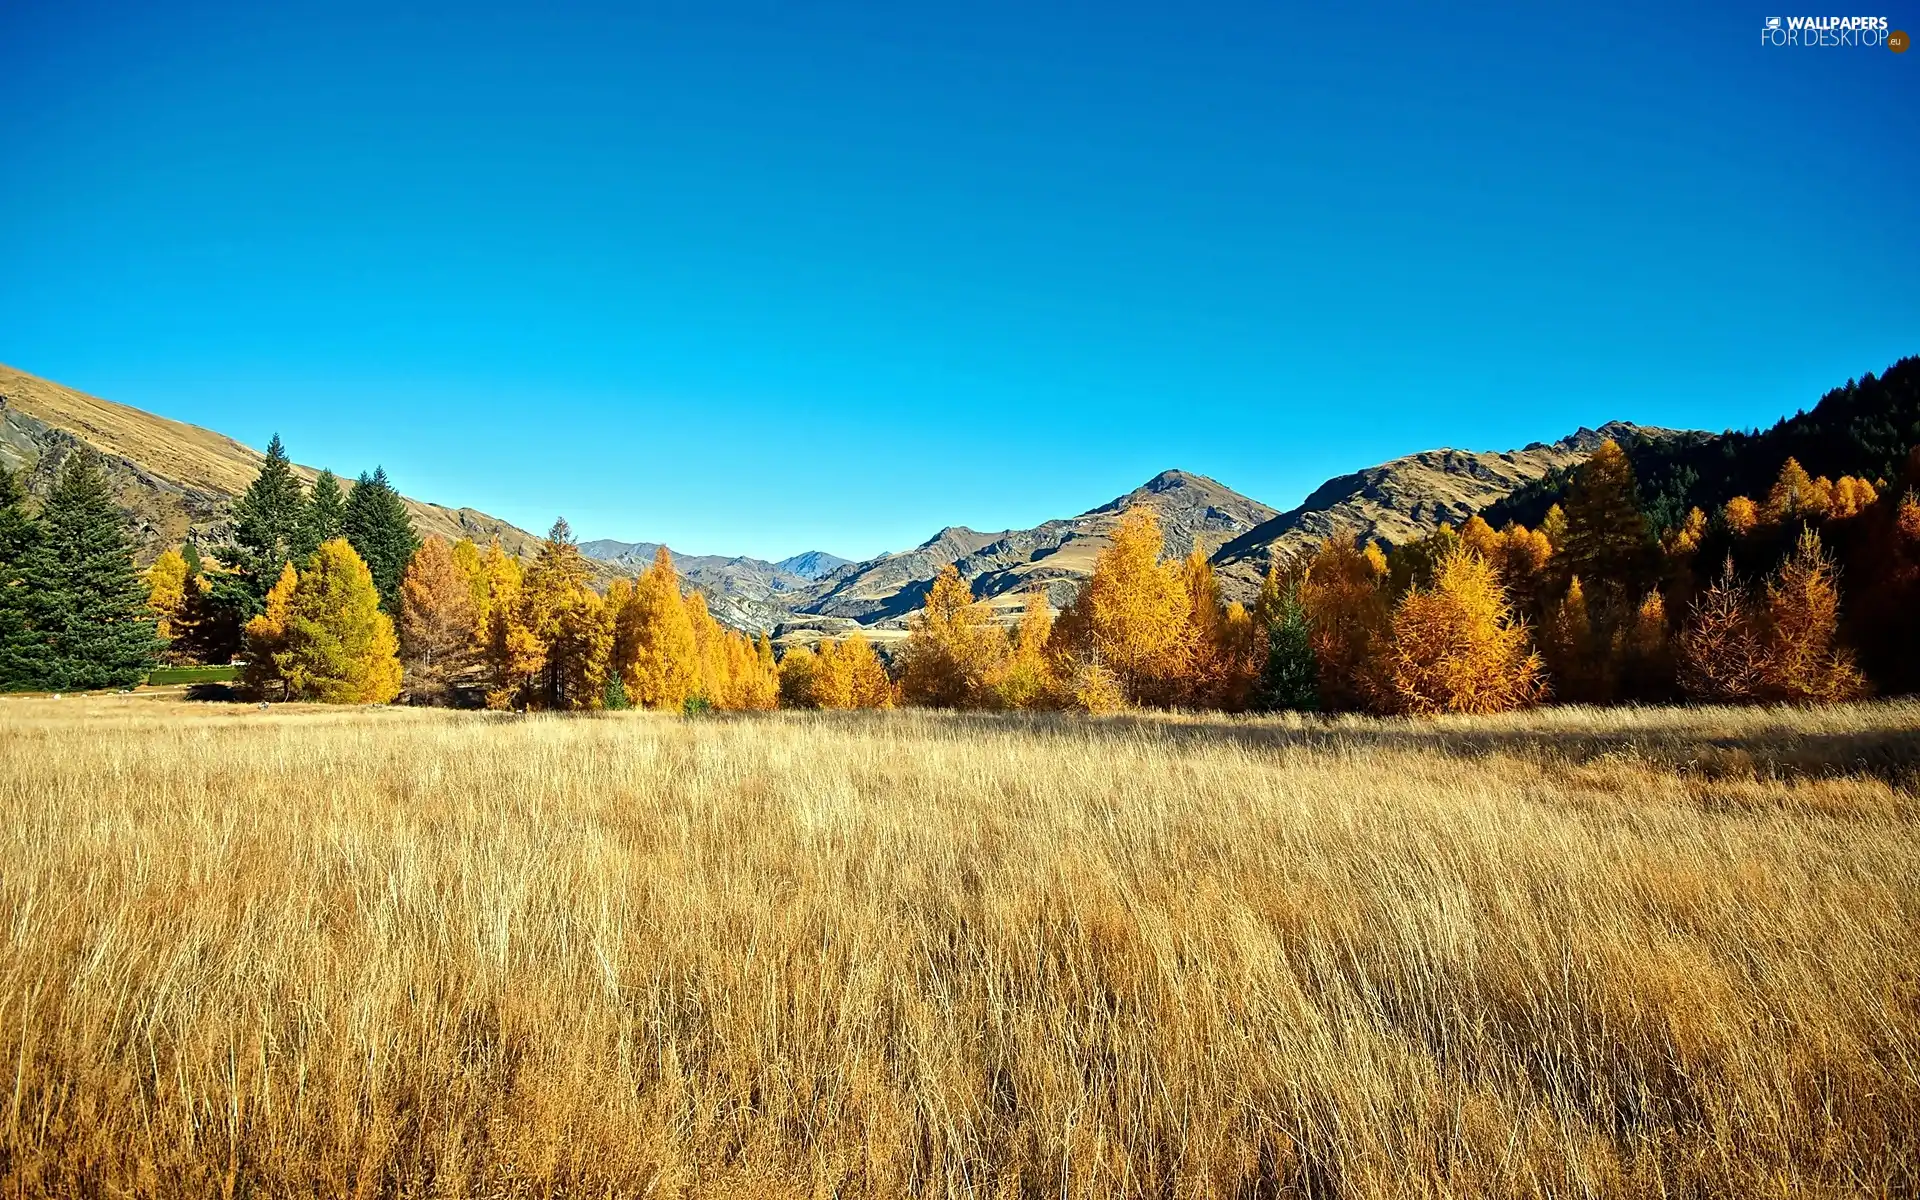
left=1383, top=545, right=1544, bottom=715
left=897, top=564, right=1002, bottom=708
left=614, top=546, right=700, bottom=710
left=811, top=635, right=893, bottom=709
left=273, top=539, right=403, bottom=705
left=777, top=643, right=820, bottom=708
left=1723, top=495, right=1761, bottom=538
left=987, top=590, right=1063, bottom=710
left=1296, top=534, right=1390, bottom=712
left=241, top=561, right=300, bottom=699
left=1080, top=507, right=1191, bottom=705
left=144, top=547, right=196, bottom=664
left=1757, top=527, right=1867, bottom=704
left=399, top=535, right=478, bottom=704
left=1764, top=457, right=1819, bottom=524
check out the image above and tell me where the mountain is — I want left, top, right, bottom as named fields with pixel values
left=1210, top=421, right=1686, bottom=595
left=0, top=362, right=552, bottom=562
left=775, top=550, right=850, bottom=580
left=786, top=470, right=1278, bottom=630
left=576, top=539, right=839, bottom=631
left=1482, top=356, right=1920, bottom=534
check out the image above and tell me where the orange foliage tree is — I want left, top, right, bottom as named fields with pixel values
left=613, top=547, right=699, bottom=711
left=399, top=535, right=478, bottom=704
left=1296, top=534, right=1390, bottom=712
left=1383, top=545, right=1544, bottom=716
left=1756, top=527, right=1867, bottom=704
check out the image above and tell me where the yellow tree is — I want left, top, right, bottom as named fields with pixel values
left=685, top=589, right=732, bottom=706
left=241, top=561, right=300, bottom=699
left=1081, top=507, right=1190, bottom=705
left=1831, top=476, right=1878, bottom=519
left=1297, top=534, right=1390, bottom=711
left=987, top=590, right=1063, bottom=710
left=399, top=536, right=479, bottom=705
left=777, top=643, right=820, bottom=708
left=614, top=546, right=699, bottom=710
left=480, top=542, right=536, bottom=710
left=543, top=586, right=614, bottom=711
left=273, top=539, right=403, bottom=704
left=1757, top=527, right=1867, bottom=704
left=1544, top=575, right=1606, bottom=703
left=145, top=547, right=197, bottom=664
left=1764, top=457, right=1819, bottom=524
left=504, top=519, right=607, bottom=711
left=1723, top=495, right=1761, bottom=538
left=1176, top=549, right=1239, bottom=707
left=898, top=564, right=1003, bottom=707
left=1384, top=546, right=1544, bottom=716
left=812, top=635, right=893, bottom=709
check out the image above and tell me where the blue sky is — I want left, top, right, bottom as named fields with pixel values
left=2, top=1, right=1913, bottom=561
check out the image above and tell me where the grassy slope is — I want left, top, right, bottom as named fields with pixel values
left=1, top=698, right=1915, bottom=1196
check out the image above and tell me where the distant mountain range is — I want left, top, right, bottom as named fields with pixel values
left=2, top=360, right=1688, bottom=638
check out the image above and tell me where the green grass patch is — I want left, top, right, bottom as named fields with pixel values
left=147, top=665, right=240, bottom=686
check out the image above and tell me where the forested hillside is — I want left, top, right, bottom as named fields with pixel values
left=1484, top=357, right=1920, bottom=533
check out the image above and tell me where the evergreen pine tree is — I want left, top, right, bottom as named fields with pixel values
left=343, top=467, right=418, bottom=613
left=294, top=469, right=346, bottom=560
left=212, top=434, right=307, bottom=621
left=16, top=452, right=162, bottom=690
left=1253, top=586, right=1319, bottom=712
left=0, top=464, right=42, bottom=690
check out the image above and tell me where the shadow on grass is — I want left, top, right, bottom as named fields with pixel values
left=767, top=706, right=1920, bottom=790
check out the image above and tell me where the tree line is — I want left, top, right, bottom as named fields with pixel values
left=4, top=429, right=1916, bottom=714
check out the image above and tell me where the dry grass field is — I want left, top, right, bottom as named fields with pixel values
left=1, top=697, right=1917, bottom=1198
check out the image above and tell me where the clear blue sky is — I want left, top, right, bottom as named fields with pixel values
left=2, top=1, right=1913, bottom=561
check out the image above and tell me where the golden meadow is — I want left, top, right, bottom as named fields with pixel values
left=2, top=695, right=1916, bottom=1197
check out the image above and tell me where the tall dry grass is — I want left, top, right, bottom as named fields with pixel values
left=1, top=696, right=1917, bottom=1197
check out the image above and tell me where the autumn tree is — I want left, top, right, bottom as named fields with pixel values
left=1071, top=507, right=1191, bottom=705
left=1763, top=457, right=1820, bottom=525
left=810, top=635, right=893, bottom=709
left=1756, top=527, right=1867, bottom=703
left=987, top=590, right=1064, bottom=710
left=1676, top=561, right=1767, bottom=704
left=1383, top=546, right=1544, bottom=716
left=399, top=535, right=478, bottom=704
left=1543, top=576, right=1607, bottom=703
left=267, top=539, right=403, bottom=704
left=898, top=564, right=1004, bottom=707
left=614, top=546, right=699, bottom=710
left=241, top=563, right=299, bottom=699
left=145, top=547, right=199, bottom=664
left=508, top=519, right=609, bottom=711
left=1614, top=590, right=1676, bottom=702
left=1296, top=534, right=1390, bottom=712
left=1723, top=495, right=1760, bottom=538
left=777, top=643, right=820, bottom=708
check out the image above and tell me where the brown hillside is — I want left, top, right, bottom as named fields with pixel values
left=0, top=363, right=549, bottom=562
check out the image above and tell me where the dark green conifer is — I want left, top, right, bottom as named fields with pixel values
left=294, top=468, right=346, bottom=560
left=211, top=434, right=307, bottom=619
left=0, top=464, right=42, bottom=690
left=15, top=452, right=161, bottom=690
left=343, top=466, right=418, bottom=612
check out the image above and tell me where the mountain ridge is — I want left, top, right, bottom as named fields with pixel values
left=1, top=360, right=1688, bottom=637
